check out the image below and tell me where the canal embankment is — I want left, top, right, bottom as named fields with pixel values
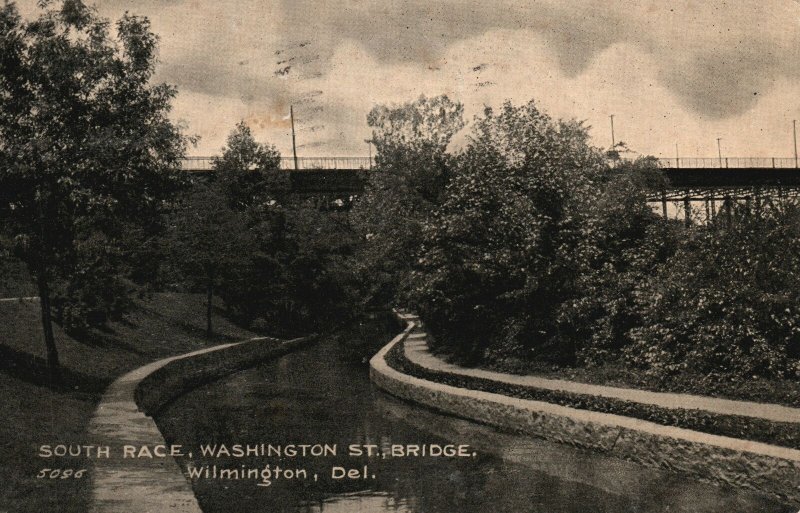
left=370, top=312, right=800, bottom=505
left=150, top=330, right=790, bottom=513
left=88, top=333, right=314, bottom=513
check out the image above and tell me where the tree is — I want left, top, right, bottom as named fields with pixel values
left=168, top=181, right=253, bottom=338
left=213, top=121, right=285, bottom=211
left=351, top=95, right=465, bottom=307
left=205, top=123, right=359, bottom=335
left=409, top=100, right=608, bottom=363
left=0, top=1, right=189, bottom=377
left=554, top=157, right=677, bottom=366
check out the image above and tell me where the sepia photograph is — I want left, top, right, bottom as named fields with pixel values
left=2, top=1, right=800, bottom=512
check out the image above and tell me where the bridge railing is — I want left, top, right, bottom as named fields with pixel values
left=656, top=157, right=799, bottom=169
left=182, top=156, right=800, bottom=171
left=180, top=156, right=372, bottom=171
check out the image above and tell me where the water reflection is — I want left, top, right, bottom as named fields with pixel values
left=297, top=491, right=413, bottom=513
left=155, top=338, right=793, bottom=513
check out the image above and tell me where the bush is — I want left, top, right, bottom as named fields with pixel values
left=625, top=201, right=800, bottom=380
left=554, top=158, right=679, bottom=366
left=51, top=231, right=136, bottom=333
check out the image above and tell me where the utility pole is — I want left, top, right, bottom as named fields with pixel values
left=609, top=114, right=615, bottom=148
left=717, top=137, right=723, bottom=168
left=675, top=142, right=680, bottom=168
left=793, top=120, right=798, bottom=168
left=364, top=138, right=373, bottom=170
left=290, top=105, right=299, bottom=170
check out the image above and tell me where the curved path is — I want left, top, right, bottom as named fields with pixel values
left=403, top=330, right=800, bottom=423
left=88, top=337, right=277, bottom=513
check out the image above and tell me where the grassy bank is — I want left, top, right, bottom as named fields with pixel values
left=386, top=339, right=800, bottom=451
left=484, top=359, right=800, bottom=410
left=0, top=293, right=260, bottom=513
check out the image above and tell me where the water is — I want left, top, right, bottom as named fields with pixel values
left=155, top=337, right=793, bottom=513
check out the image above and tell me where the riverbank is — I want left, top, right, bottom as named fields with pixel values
left=0, top=293, right=261, bottom=513
left=481, top=353, right=800, bottom=410
left=371, top=313, right=800, bottom=504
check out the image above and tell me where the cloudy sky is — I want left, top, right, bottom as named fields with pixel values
left=18, top=0, right=800, bottom=158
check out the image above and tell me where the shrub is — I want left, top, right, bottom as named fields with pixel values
left=626, top=201, right=800, bottom=380
left=554, top=158, right=679, bottom=366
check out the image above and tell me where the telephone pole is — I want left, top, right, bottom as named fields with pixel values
left=717, top=137, right=723, bottom=168
left=364, top=139, right=373, bottom=169
left=609, top=114, right=615, bottom=148
left=290, top=105, right=299, bottom=170
left=793, top=120, right=798, bottom=168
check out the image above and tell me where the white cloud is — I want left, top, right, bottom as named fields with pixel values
left=12, top=0, right=800, bottom=158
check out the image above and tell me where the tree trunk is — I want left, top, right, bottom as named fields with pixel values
left=206, top=271, right=214, bottom=339
left=36, top=270, right=60, bottom=382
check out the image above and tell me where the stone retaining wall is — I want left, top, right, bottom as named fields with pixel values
left=369, top=315, right=800, bottom=505
left=136, top=335, right=314, bottom=415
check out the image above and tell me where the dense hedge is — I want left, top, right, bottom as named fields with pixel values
left=385, top=338, right=800, bottom=450
left=623, top=203, right=800, bottom=380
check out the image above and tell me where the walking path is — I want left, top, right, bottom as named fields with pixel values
left=88, top=342, right=244, bottom=513
left=399, top=315, right=800, bottom=424
left=88, top=337, right=281, bottom=513
left=88, top=333, right=313, bottom=513
left=0, top=296, right=38, bottom=302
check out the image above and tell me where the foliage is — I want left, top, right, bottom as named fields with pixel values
left=409, top=100, right=607, bottom=363
left=351, top=94, right=465, bottom=308
left=625, top=201, right=800, bottom=381
left=554, top=157, right=678, bottom=366
left=402, top=98, right=800, bottom=385
left=52, top=230, right=135, bottom=331
left=167, top=181, right=254, bottom=337
left=0, top=0, right=189, bottom=370
left=198, top=122, right=358, bottom=336
left=212, top=121, right=286, bottom=211
left=218, top=197, right=359, bottom=336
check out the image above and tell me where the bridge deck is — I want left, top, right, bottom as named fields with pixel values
left=180, top=157, right=800, bottom=192
left=663, top=168, right=800, bottom=187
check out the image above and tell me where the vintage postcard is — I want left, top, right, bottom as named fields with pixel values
left=2, top=1, right=800, bottom=512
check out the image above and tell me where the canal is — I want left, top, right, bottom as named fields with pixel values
left=155, top=336, right=793, bottom=513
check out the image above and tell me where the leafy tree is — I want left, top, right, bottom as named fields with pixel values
left=168, top=181, right=253, bottom=338
left=220, top=199, right=359, bottom=336
left=409, top=100, right=607, bottom=363
left=213, top=121, right=286, bottom=211
left=351, top=94, right=465, bottom=307
left=0, top=1, right=189, bottom=376
left=555, top=157, right=677, bottom=365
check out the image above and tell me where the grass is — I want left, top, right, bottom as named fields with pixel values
left=387, top=340, right=800, bottom=450
left=0, top=292, right=260, bottom=513
left=480, top=358, right=800, bottom=409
